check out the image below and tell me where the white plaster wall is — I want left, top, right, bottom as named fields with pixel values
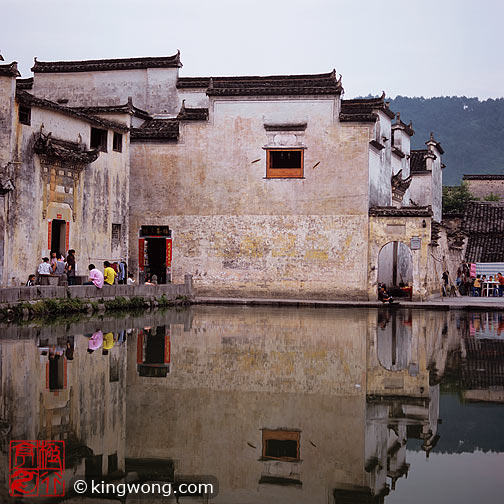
left=368, top=112, right=392, bottom=207
left=129, top=96, right=372, bottom=298
left=178, top=88, right=210, bottom=108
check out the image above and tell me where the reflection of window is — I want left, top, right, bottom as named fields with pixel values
left=266, top=149, right=303, bottom=178
left=262, top=429, right=300, bottom=461
left=90, top=127, right=108, bottom=151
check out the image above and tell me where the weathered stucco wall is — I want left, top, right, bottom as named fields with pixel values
left=368, top=112, right=392, bottom=207
left=129, top=97, right=371, bottom=299
left=126, top=306, right=370, bottom=502
left=465, top=178, right=504, bottom=200
left=368, top=215, right=431, bottom=300
left=3, top=101, right=129, bottom=285
left=33, top=67, right=179, bottom=114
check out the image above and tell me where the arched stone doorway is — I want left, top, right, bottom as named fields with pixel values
left=378, top=241, right=413, bottom=291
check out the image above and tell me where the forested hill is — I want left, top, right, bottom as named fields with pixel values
left=386, top=96, right=504, bottom=185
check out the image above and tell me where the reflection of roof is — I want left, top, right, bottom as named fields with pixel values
left=463, top=201, right=504, bottom=262
left=369, top=206, right=432, bottom=217
left=32, top=53, right=182, bottom=73
left=131, top=119, right=179, bottom=141
left=333, top=486, right=388, bottom=504
left=179, top=71, right=343, bottom=96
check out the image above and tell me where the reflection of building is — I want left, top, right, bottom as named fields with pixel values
left=126, top=306, right=448, bottom=503
left=136, top=325, right=171, bottom=377
left=0, top=331, right=127, bottom=498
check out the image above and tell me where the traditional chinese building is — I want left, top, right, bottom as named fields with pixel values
left=0, top=52, right=447, bottom=299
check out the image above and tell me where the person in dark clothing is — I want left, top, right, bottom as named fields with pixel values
left=66, top=249, right=76, bottom=285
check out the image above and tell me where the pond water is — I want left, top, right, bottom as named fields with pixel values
left=1, top=306, right=503, bottom=503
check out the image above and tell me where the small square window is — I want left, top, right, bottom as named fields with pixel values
left=19, top=105, right=31, bottom=126
left=266, top=149, right=303, bottom=178
left=262, top=429, right=300, bottom=461
left=113, top=132, right=122, bottom=152
left=90, top=127, right=108, bottom=152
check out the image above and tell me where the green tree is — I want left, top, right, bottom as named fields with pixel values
left=442, top=182, right=476, bottom=214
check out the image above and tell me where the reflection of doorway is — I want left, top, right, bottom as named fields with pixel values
left=378, top=241, right=413, bottom=289
left=146, top=238, right=166, bottom=284
left=51, top=219, right=66, bottom=257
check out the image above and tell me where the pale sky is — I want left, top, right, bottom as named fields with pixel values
left=2, top=0, right=503, bottom=99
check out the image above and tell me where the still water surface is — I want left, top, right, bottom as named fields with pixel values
left=1, top=306, right=503, bottom=503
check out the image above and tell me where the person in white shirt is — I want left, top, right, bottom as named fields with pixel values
left=127, top=273, right=135, bottom=285
left=37, top=257, right=52, bottom=275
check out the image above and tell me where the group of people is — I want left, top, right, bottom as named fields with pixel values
left=34, top=250, right=77, bottom=285
left=469, top=273, right=504, bottom=297
left=33, top=251, right=133, bottom=287
left=84, top=261, right=135, bottom=288
left=448, top=263, right=504, bottom=297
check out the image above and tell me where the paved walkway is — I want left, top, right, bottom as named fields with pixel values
left=195, top=296, right=504, bottom=310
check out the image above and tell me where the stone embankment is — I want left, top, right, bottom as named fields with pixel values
left=0, top=275, right=193, bottom=320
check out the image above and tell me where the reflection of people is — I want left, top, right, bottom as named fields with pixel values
left=65, top=340, right=74, bottom=360
left=84, top=264, right=104, bottom=288
left=87, top=330, right=103, bottom=353
left=103, top=332, right=115, bottom=355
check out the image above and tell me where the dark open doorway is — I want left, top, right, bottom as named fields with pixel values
left=51, top=219, right=66, bottom=258
left=146, top=237, right=166, bottom=284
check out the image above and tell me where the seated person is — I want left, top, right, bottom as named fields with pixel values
left=25, top=274, right=36, bottom=286
left=37, top=257, right=52, bottom=276
left=472, top=275, right=481, bottom=296
left=83, top=264, right=104, bottom=288
left=103, top=261, right=117, bottom=285
left=378, top=284, right=396, bottom=303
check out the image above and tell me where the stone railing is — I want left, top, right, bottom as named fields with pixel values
left=0, top=274, right=193, bottom=305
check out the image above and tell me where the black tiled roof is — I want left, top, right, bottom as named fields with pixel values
left=463, top=174, right=504, bottom=180
left=16, top=77, right=33, bottom=89
left=463, top=201, right=504, bottom=262
left=0, top=62, right=20, bottom=77
left=130, top=119, right=179, bottom=141
left=463, top=202, right=504, bottom=233
left=16, top=90, right=128, bottom=132
left=32, top=52, right=182, bottom=73
left=177, top=102, right=208, bottom=121
left=369, top=206, right=432, bottom=217
left=410, top=150, right=427, bottom=172
left=71, top=103, right=150, bottom=120
left=340, top=95, right=395, bottom=121
left=178, top=71, right=342, bottom=96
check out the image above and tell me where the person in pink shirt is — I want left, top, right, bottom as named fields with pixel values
left=83, top=263, right=104, bottom=288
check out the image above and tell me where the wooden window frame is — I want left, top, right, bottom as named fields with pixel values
left=19, top=105, right=31, bottom=126
left=262, top=429, right=300, bottom=461
left=113, top=132, right=123, bottom=152
left=266, top=149, right=304, bottom=178
left=90, top=127, right=108, bottom=152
